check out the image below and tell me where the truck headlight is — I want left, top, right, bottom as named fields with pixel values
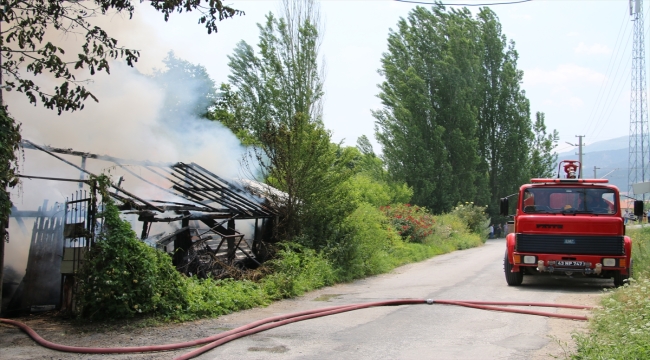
left=602, top=258, right=616, bottom=267
left=523, top=256, right=536, bottom=264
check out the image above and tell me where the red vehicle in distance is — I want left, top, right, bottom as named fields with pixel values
left=500, top=160, right=642, bottom=287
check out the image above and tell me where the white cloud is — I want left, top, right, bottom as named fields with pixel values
left=524, top=64, right=605, bottom=86
left=574, top=42, right=612, bottom=55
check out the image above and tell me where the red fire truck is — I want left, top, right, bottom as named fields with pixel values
left=500, top=160, right=641, bottom=287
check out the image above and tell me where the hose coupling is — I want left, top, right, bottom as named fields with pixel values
left=426, top=299, right=435, bottom=304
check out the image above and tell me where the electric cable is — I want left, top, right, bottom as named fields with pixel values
left=592, top=68, right=632, bottom=142
left=0, top=299, right=593, bottom=360
left=587, top=0, right=650, bottom=143
left=582, top=6, right=630, bottom=139
left=585, top=25, right=633, bottom=141
left=394, top=0, right=532, bottom=5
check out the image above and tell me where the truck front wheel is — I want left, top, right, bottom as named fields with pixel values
left=613, top=259, right=633, bottom=287
left=504, top=251, right=523, bottom=286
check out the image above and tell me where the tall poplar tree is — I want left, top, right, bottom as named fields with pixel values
left=529, top=111, right=559, bottom=178
left=475, top=8, right=533, bottom=217
left=374, top=6, right=482, bottom=213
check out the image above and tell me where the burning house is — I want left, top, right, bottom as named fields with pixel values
left=1, top=140, right=281, bottom=316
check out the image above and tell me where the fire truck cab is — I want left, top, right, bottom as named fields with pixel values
left=500, top=160, right=642, bottom=287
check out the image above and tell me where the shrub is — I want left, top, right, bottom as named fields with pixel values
left=261, top=243, right=337, bottom=300
left=450, top=202, right=490, bottom=238
left=77, top=202, right=188, bottom=319
left=336, top=203, right=399, bottom=280
left=381, top=204, right=436, bottom=243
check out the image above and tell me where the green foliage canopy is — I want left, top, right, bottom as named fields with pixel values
left=1, top=0, right=241, bottom=114
left=226, top=2, right=355, bottom=247
left=0, top=108, right=21, bottom=224
left=375, top=6, right=555, bottom=216
left=374, top=6, right=484, bottom=213
left=529, top=111, right=559, bottom=179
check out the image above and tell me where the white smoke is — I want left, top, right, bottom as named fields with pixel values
left=3, top=62, right=246, bottom=290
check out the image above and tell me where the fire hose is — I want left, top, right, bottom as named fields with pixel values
left=0, top=299, right=593, bottom=360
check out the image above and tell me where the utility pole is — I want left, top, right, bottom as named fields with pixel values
left=577, top=135, right=585, bottom=178
left=565, top=135, right=586, bottom=178
left=594, top=166, right=601, bottom=178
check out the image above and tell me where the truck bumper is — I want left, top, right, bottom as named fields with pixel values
left=511, top=253, right=630, bottom=275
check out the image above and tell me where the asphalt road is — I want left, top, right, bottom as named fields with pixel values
left=200, top=239, right=610, bottom=360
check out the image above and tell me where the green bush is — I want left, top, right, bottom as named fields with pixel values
left=261, top=243, right=337, bottom=300
left=450, top=202, right=490, bottom=238
left=77, top=202, right=189, bottom=319
left=336, top=203, right=399, bottom=280
left=181, top=278, right=268, bottom=320
left=630, top=227, right=650, bottom=276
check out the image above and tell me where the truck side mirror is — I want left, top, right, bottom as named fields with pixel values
left=500, top=198, right=509, bottom=216
left=634, top=200, right=644, bottom=218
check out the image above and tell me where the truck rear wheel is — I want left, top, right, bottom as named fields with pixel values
left=504, top=251, right=523, bottom=286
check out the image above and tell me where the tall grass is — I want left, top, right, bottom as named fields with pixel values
left=571, top=227, right=650, bottom=359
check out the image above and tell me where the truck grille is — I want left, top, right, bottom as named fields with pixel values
left=516, top=234, right=625, bottom=255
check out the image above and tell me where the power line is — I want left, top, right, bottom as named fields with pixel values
left=587, top=1, right=650, bottom=143
left=582, top=6, right=630, bottom=138
left=585, top=25, right=634, bottom=140
left=394, top=0, right=532, bottom=6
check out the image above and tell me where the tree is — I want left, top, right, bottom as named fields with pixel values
left=1, top=0, right=241, bottom=113
left=374, top=5, right=483, bottom=213
left=209, top=83, right=257, bottom=145
left=227, top=0, right=354, bottom=247
left=0, top=0, right=241, bottom=315
left=151, top=51, right=218, bottom=123
left=475, top=8, right=533, bottom=218
left=529, top=111, right=559, bottom=178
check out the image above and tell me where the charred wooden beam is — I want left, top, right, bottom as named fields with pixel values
left=156, top=226, right=190, bottom=247
left=20, top=140, right=171, bottom=167
left=188, top=163, right=276, bottom=215
left=24, top=140, right=164, bottom=212
left=17, top=174, right=92, bottom=183
left=171, top=163, right=273, bottom=216
left=169, top=170, right=255, bottom=216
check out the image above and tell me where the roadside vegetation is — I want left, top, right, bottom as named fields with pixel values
left=77, top=194, right=486, bottom=321
left=571, top=227, right=650, bottom=359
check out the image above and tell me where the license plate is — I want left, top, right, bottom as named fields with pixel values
left=557, top=261, right=584, bottom=266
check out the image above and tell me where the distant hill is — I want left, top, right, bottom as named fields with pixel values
left=557, top=136, right=629, bottom=192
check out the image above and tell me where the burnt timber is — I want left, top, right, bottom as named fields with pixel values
left=18, top=140, right=280, bottom=278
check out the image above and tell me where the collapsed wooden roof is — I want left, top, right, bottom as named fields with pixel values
left=20, top=140, right=279, bottom=220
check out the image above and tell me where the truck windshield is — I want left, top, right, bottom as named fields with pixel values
left=522, top=187, right=617, bottom=214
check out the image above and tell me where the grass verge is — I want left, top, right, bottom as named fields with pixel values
left=571, top=226, right=650, bottom=359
